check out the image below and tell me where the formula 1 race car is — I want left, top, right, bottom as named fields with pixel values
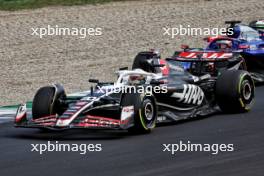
left=132, top=50, right=254, bottom=115
left=202, top=20, right=264, bottom=82
left=168, top=21, right=264, bottom=83
left=15, top=52, right=255, bottom=134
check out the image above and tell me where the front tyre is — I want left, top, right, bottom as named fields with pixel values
left=216, top=70, right=255, bottom=113
left=136, top=97, right=157, bottom=132
left=121, top=93, right=157, bottom=134
left=32, top=85, right=66, bottom=119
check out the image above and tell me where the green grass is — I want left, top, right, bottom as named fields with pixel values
left=0, top=0, right=124, bottom=11
left=0, top=102, right=32, bottom=109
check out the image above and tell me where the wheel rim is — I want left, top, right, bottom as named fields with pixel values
left=144, top=102, right=154, bottom=121
left=242, top=80, right=252, bottom=101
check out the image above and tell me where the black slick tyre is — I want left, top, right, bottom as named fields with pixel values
left=215, top=70, right=254, bottom=113
left=32, top=86, right=65, bottom=119
left=121, top=93, right=157, bottom=134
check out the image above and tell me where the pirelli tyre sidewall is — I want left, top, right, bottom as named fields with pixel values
left=138, top=96, right=157, bottom=132
left=216, top=70, right=255, bottom=113
left=122, top=92, right=157, bottom=134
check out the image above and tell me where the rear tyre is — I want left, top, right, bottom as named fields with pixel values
left=32, top=86, right=66, bottom=119
left=121, top=93, right=157, bottom=134
left=215, top=70, right=255, bottom=113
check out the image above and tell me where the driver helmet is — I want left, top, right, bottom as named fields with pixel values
left=128, top=75, right=146, bottom=85
left=216, top=40, right=232, bottom=50
left=255, top=20, right=264, bottom=32
left=250, top=20, right=264, bottom=32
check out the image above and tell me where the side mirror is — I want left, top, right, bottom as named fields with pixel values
left=225, top=20, right=241, bottom=25
left=89, top=79, right=99, bottom=83
left=119, top=67, right=128, bottom=70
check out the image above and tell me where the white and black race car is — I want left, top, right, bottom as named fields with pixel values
left=15, top=52, right=255, bottom=134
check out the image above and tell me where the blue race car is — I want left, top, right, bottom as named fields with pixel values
left=203, top=21, right=264, bottom=82
left=173, top=20, right=264, bottom=82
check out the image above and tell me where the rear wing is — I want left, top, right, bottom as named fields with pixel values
left=171, top=52, right=234, bottom=62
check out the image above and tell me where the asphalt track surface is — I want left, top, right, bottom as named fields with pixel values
left=1, top=87, right=264, bottom=176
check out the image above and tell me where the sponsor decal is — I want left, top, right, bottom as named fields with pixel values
left=121, top=106, right=134, bottom=122
left=77, top=115, right=120, bottom=127
left=172, top=85, right=204, bottom=105
left=179, top=52, right=232, bottom=59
